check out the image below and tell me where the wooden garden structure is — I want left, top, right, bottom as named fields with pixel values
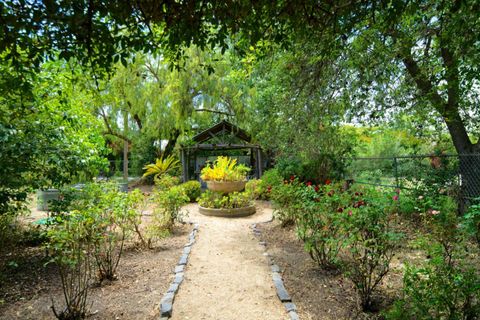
left=180, top=120, right=263, bottom=182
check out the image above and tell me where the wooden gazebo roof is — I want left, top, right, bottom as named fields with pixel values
left=192, top=120, right=251, bottom=144
left=180, top=120, right=263, bottom=181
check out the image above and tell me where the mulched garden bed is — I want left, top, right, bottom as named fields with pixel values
left=257, top=219, right=426, bottom=320
left=0, top=224, right=191, bottom=320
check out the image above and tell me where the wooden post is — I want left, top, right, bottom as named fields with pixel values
left=181, top=149, right=188, bottom=182
left=257, top=148, right=263, bottom=178
left=123, top=111, right=128, bottom=182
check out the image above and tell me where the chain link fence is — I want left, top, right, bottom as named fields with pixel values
left=344, top=154, right=480, bottom=208
left=104, top=160, right=146, bottom=181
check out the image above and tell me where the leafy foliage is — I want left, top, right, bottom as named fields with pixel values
left=46, top=211, right=93, bottom=320
left=340, top=186, right=402, bottom=311
left=296, top=183, right=349, bottom=268
left=0, top=59, right=108, bottom=218
left=180, top=181, right=202, bottom=202
left=149, top=185, right=189, bottom=240
left=388, top=206, right=480, bottom=319
left=200, top=156, right=250, bottom=182
left=154, top=174, right=181, bottom=191
left=463, top=199, right=480, bottom=248
left=142, top=155, right=180, bottom=180
left=197, top=190, right=253, bottom=209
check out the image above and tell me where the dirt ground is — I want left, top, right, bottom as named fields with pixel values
left=0, top=217, right=191, bottom=320
left=256, top=215, right=427, bottom=320
left=171, top=201, right=288, bottom=320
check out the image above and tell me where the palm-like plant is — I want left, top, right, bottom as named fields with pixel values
left=142, top=155, right=180, bottom=180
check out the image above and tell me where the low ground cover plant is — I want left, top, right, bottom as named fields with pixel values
left=198, top=190, right=253, bottom=209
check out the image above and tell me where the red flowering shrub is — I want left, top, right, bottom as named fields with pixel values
left=295, top=183, right=350, bottom=268
left=340, top=186, right=402, bottom=311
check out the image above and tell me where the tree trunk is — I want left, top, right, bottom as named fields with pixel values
left=401, top=47, right=480, bottom=212
left=162, top=129, right=181, bottom=158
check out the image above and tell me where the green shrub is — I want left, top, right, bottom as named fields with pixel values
left=270, top=178, right=304, bottom=226
left=245, top=179, right=262, bottom=200
left=257, top=168, right=284, bottom=199
left=296, top=183, right=348, bottom=268
left=181, top=180, right=202, bottom=202
left=197, top=190, right=253, bottom=209
left=46, top=211, right=93, bottom=319
left=387, top=206, right=480, bottom=319
left=75, top=182, right=132, bottom=282
left=154, top=174, right=181, bottom=191
left=387, top=260, right=480, bottom=320
left=149, top=185, right=189, bottom=240
left=340, top=185, right=402, bottom=311
left=124, top=189, right=149, bottom=247
left=463, top=198, right=480, bottom=247
left=397, top=191, right=418, bottom=217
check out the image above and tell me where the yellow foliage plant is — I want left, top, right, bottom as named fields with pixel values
left=200, top=156, right=250, bottom=182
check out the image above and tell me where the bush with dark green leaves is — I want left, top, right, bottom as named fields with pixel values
left=181, top=180, right=202, bottom=202
left=387, top=202, right=480, bottom=319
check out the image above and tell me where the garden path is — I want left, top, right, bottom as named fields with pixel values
left=170, top=201, right=288, bottom=320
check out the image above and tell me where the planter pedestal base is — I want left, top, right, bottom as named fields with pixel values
left=199, top=205, right=256, bottom=218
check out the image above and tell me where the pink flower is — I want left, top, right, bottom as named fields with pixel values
left=393, top=195, right=399, bottom=201
left=306, top=181, right=312, bottom=186
left=348, top=210, right=353, bottom=216
left=431, top=210, right=440, bottom=215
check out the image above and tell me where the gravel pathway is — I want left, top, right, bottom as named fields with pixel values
left=170, top=202, right=288, bottom=320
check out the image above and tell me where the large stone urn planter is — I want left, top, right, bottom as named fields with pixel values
left=199, top=205, right=256, bottom=218
left=206, top=180, right=246, bottom=193
left=200, top=179, right=255, bottom=217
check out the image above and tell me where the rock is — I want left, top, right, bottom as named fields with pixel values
left=284, top=302, right=297, bottom=312
left=174, top=272, right=184, bottom=284
left=159, top=292, right=174, bottom=317
left=167, top=283, right=179, bottom=294
left=271, top=264, right=281, bottom=273
left=174, top=265, right=185, bottom=273
left=272, top=273, right=291, bottom=302
left=178, top=254, right=188, bottom=265
left=289, top=310, right=300, bottom=320
left=183, top=246, right=191, bottom=254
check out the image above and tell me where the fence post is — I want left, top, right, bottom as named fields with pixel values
left=393, top=157, right=399, bottom=190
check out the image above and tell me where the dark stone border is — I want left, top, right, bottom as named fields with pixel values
left=251, top=223, right=300, bottom=320
left=159, top=223, right=199, bottom=319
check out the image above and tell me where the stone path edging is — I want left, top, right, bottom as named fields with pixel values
left=251, top=222, right=300, bottom=320
left=159, top=223, right=199, bottom=319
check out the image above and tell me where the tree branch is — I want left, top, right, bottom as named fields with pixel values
left=194, top=108, right=234, bottom=116
left=98, top=107, right=132, bottom=143
left=401, top=43, right=472, bottom=153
